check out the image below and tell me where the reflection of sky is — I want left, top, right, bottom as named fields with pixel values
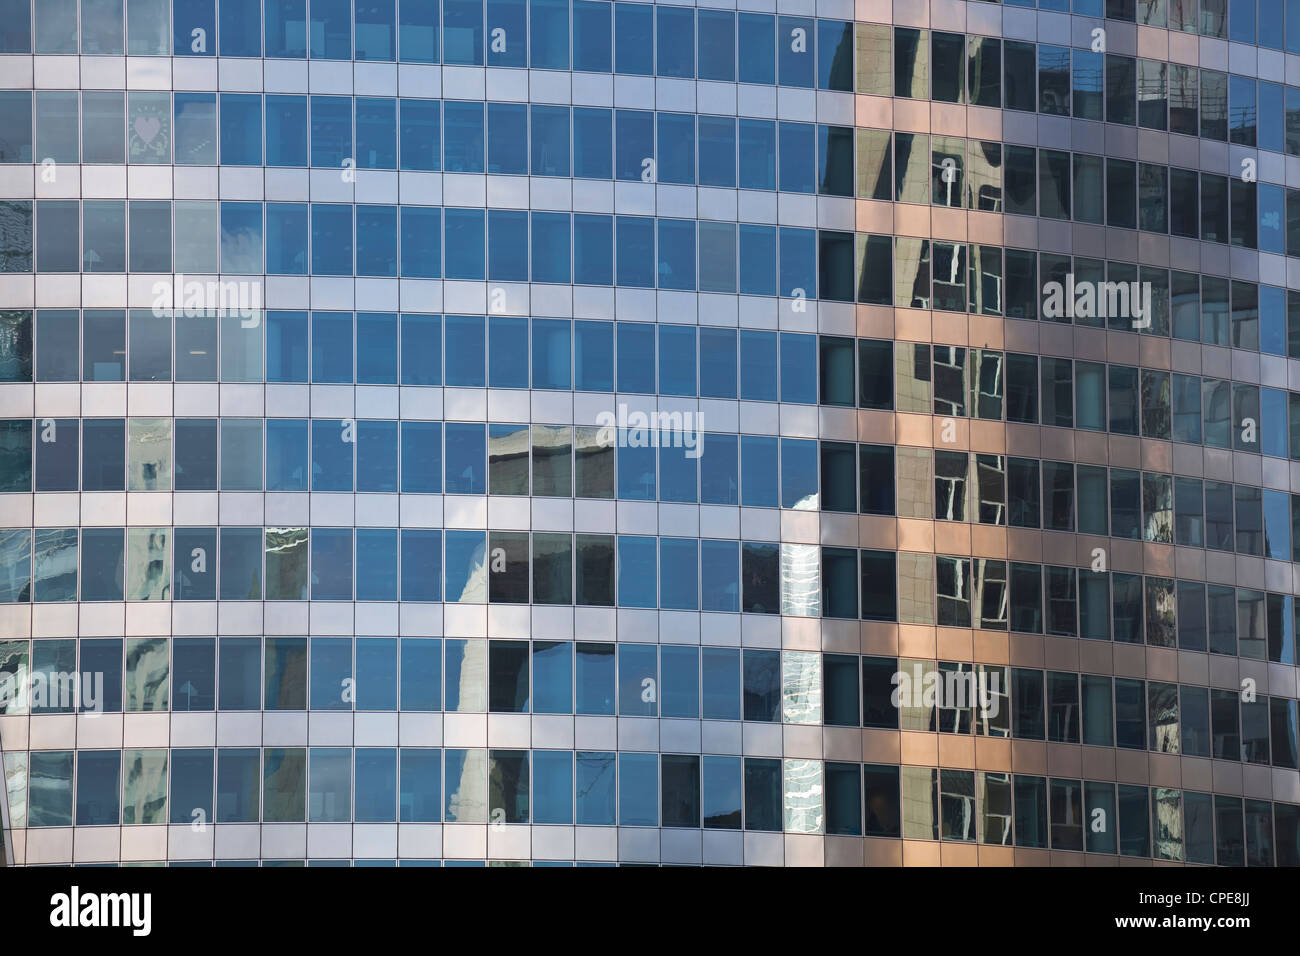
left=447, top=536, right=487, bottom=603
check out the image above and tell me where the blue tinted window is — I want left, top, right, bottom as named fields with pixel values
left=701, top=540, right=739, bottom=612
left=576, top=643, right=614, bottom=714
left=266, top=0, right=308, bottom=57
left=619, top=752, right=657, bottom=825
left=617, top=536, right=656, bottom=607
left=311, top=528, right=354, bottom=600
left=399, top=748, right=441, bottom=820
left=169, top=749, right=214, bottom=824
left=698, top=11, right=734, bottom=81
left=617, top=322, right=654, bottom=393
left=400, top=637, right=442, bottom=709
left=355, top=748, right=397, bottom=821
left=660, top=538, right=698, bottom=610
left=574, top=214, right=613, bottom=285
left=176, top=0, right=215, bottom=55
left=354, top=0, right=396, bottom=60
left=487, top=101, right=527, bottom=173
left=699, top=116, right=736, bottom=187
left=532, top=750, right=572, bottom=823
left=660, top=440, right=698, bottom=504
left=356, top=97, right=396, bottom=168
left=533, top=641, right=572, bottom=713
left=399, top=98, right=439, bottom=169
left=778, top=17, right=815, bottom=87
left=780, top=332, right=817, bottom=403
left=312, top=311, right=353, bottom=383
left=443, top=101, right=484, bottom=171
left=656, top=6, right=693, bottom=76
left=267, top=203, right=309, bottom=273
left=658, top=325, right=696, bottom=396
left=487, top=209, right=528, bottom=281
left=267, top=311, right=309, bottom=381
left=614, top=2, right=652, bottom=74
left=488, top=316, right=528, bottom=387
left=700, top=432, right=738, bottom=506
left=400, top=313, right=441, bottom=385
left=401, top=530, right=442, bottom=601
left=655, top=111, right=696, bottom=183
left=779, top=226, right=816, bottom=298
left=740, top=330, right=778, bottom=400
left=220, top=202, right=263, bottom=273
left=310, top=203, right=353, bottom=275
left=778, top=121, right=815, bottom=193
left=780, top=437, right=818, bottom=508
left=700, top=328, right=737, bottom=398
left=615, top=109, right=653, bottom=181
left=311, top=418, right=354, bottom=491
left=76, top=750, right=121, bottom=825
left=575, top=751, right=615, bottom=823
left=444, top=315, right=485, bottom=387
left=216, top=748, right=260, bottom=822
left=400, top=421, right=441, bottom=489
left=531, top=105, right=570, bottom=176
left=400, top=207, right=441, bottom=277
left=531, top=213, right=571, bottom=283
left=266, top=419, right=308, bottom=490
left=572, top=0, right=610, bottom=72
left=658, top=219, right=696, bottom=291
left=310, top=95, right=352, bottom=166
left=443, top=0, right=484, bottom=64
left=266, top=94, right=308, bottom=166
left=357, top=204, right=398, bottom=276
left=399, top=0, right=438, bottom=61
left=174, top=93, right=216, bottom=163
left=310, top=0, right=352, bottom=58
left=445, top=422, right=486, bottom=494
left=738, top=13, right=774, bottom=84
left=741, top=435, right=778, bottom=507
left=615, top=216, right=654, bottom=287
left=817, top=20, right=852, bottom=90
left=310, top=637, right=352, bottom=709
left=444, top=533, right=485, bottom=604
left=575, top=320, right=613, bottom=391
left=573, top=107, right=612, bottom=178
left=173, top=637, right=216, bottom=710
left=355, top=637, right=397, bottom=709
left=357, top=420, right=398, bottom=492
left=81, top=528, right=124, bottom=600
left=356, top=528, right=398, bottom=600
left=738, top=120, right=775, bottom=190
left=444, top=208, right=485, bottom=280
left=617, top=436, right=655, bottom=501
left=532, top=318, right=570, bottom=389
left=357, top=311, right=398, bottom=383
left=739, top=224, right=777, bottom=294
left=530, top=0, right=568, bottom=68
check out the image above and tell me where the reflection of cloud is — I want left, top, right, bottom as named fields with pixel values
left=450, top=540, right=488, bottom=603
left=446, top=747, right=488, bottom=824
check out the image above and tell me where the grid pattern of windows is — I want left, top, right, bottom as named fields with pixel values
left=2, top=0, right=1300, bottom=867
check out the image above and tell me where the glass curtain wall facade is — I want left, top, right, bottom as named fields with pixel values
left=0, top=0, right=1299, bottom=866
